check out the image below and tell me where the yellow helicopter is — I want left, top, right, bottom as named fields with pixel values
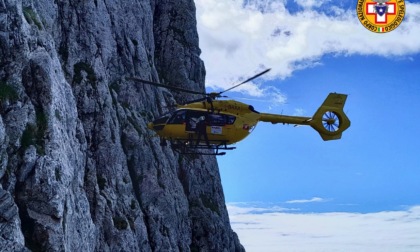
left=128, top=69, right=350, bottom=155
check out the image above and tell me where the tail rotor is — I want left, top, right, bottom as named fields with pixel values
left=322, top=111, right=340, bottom=132
left=310, top=93, right=350, bottom=141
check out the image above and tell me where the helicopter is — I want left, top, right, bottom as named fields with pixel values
left=128, top=69, right=350, bottom=155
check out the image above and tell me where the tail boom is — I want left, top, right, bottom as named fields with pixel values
left=257, top=93, right=350, bottom=141
left=258, top=114, right=312, bottom=125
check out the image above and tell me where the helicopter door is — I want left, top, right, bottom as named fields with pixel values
left=185, top=110, right=207, bottom=133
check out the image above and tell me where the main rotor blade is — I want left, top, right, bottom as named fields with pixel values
left=127, top=77, right=206, bottom=96
left=182, top=96, right=208, bottom=105
left=219, top=68, right=271, bottom=95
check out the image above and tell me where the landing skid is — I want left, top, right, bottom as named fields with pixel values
left=170, top=140, right=236, bottom=156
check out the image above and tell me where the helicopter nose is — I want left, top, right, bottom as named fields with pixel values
left=147, top=122, right=153, bottom=130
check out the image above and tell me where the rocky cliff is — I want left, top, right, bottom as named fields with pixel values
left=0, top=0, right=244, bottom=251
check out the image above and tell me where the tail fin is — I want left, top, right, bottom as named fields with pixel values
left=310, top=93, right=351, bottom=141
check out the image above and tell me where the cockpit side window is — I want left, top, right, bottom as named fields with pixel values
left=168, top=110, right=186, bottom=124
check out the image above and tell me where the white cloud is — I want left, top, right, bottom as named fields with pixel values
left=293, top=108, right=305, bottom=116
left=285, top=196, right=328, bottom=204
left=228, top=203, right=295, bottom=214
left=294, top=0, right=330, bottom=9
left=228, top=204, right=420, bottom=252
left=196, top=0, right=420, bottom=99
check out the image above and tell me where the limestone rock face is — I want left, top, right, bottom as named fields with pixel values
left=0, top=0, right=244, bottom=251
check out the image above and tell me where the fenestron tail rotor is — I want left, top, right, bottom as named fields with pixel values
left=126, top=68, right=271, bottom=105
left=322, top=111, right=340, bottom=132
left=310, top=93, right=351, bottom=141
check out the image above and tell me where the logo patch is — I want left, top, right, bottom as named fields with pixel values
left=210, top=126, right=222, bottom=135
left=357, top=0, right=405, bottom=33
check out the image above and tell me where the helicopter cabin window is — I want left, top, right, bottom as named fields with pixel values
left=226, top=115, right=236, bottom=125
left=167, top=110, right=186, bottom=124
left=184, top=111, right=237, bottom=131
left=208, top=114, right=236, bottom=126
left=208, top=114, right=225, bottom=126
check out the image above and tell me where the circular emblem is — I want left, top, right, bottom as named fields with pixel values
left=357, top=0, right=405, bottom=33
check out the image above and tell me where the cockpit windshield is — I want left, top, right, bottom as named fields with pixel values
left=152, top=114, right=171, bottom=125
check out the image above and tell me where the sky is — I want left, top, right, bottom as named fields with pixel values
left=195, top=0, right=420, bottom=251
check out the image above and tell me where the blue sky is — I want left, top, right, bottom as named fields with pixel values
left=217, top=54, right=420, bottom=213
left=196, top=0, right=420, bottom=250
